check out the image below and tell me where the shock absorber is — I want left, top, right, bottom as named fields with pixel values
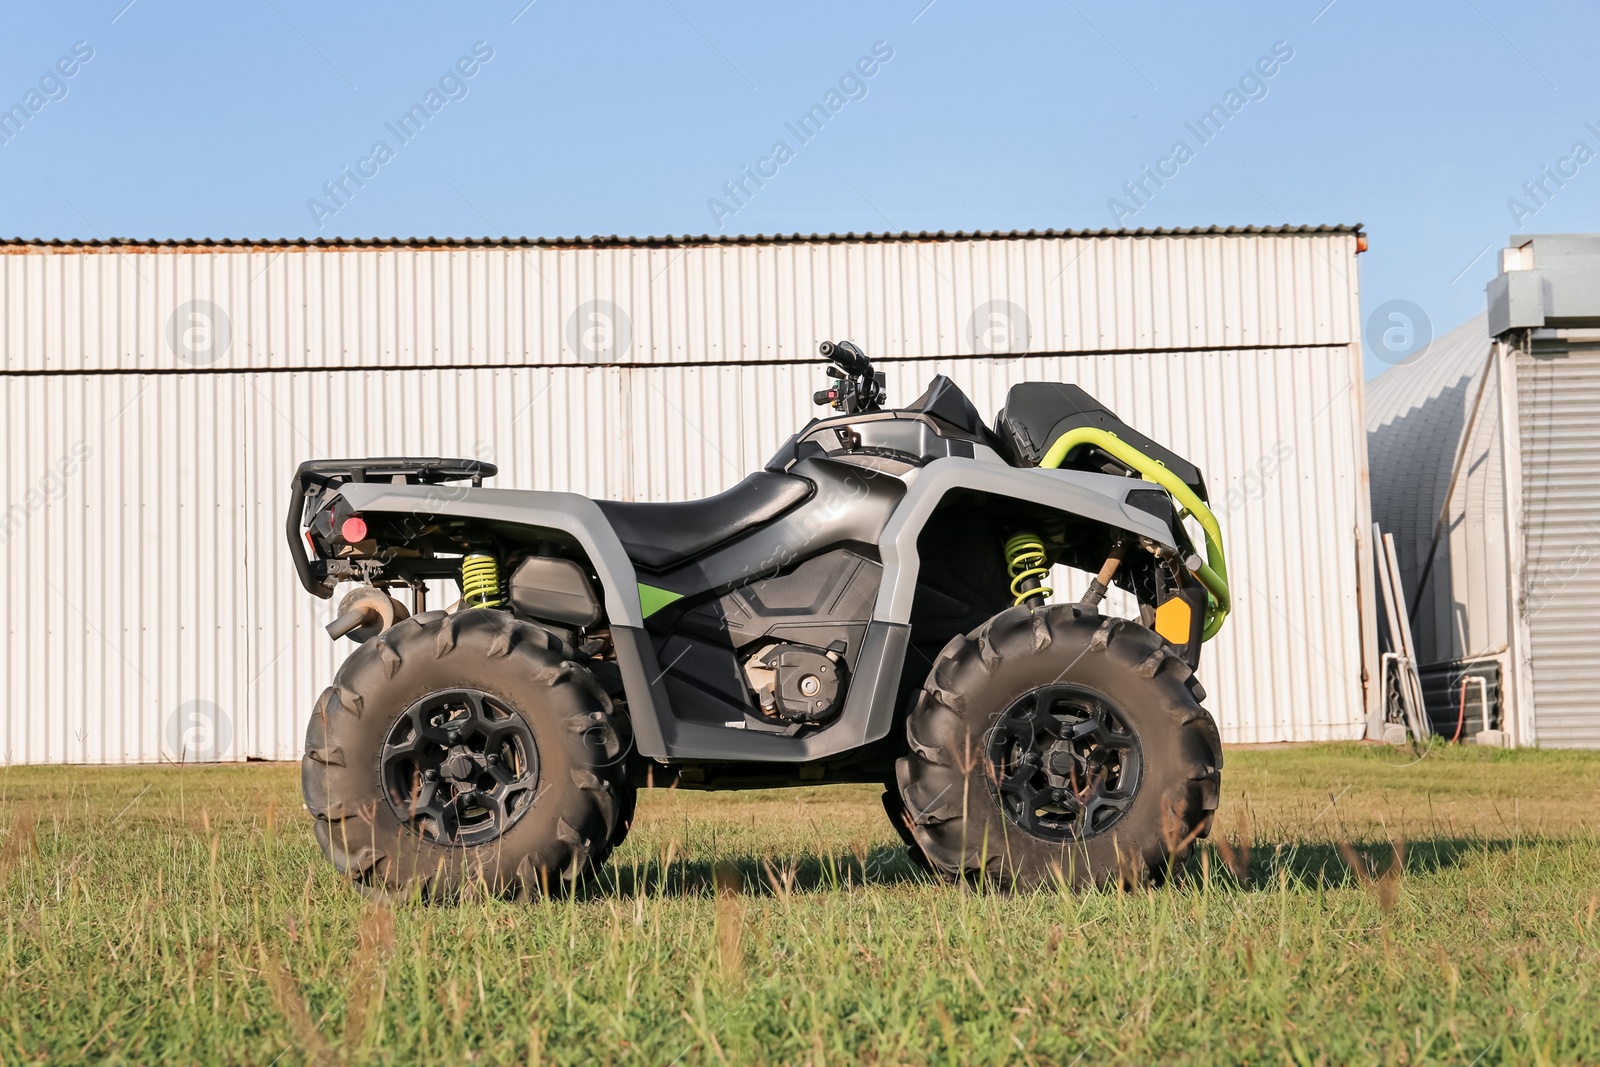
left=461, top=553, right=504, bottom=608
left=1004, top=532, right=1054, bottom=607
left=1079, top=539, right=1128, bottom=608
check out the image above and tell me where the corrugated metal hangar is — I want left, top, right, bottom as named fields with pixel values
left=1, top=225, right=1375, bottom=763
left=1368, top=233, right=1600, bottom=748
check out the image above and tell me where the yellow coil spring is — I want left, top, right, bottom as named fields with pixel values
left=461, top=553, right=503, bottom=608
left=1004, top=532, right=1053, bottom=607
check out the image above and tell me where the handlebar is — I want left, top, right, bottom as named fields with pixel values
left=819, top=340, right=872, bottom=378
left=813, top=340, right=886, bottom=414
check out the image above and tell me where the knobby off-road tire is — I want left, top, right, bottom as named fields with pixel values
left=895, top=605, right=1222, bottom=891
left=301, top=608, right=633, bottom=900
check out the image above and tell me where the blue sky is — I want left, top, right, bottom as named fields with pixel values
left=1, top=0, right=1595, bottom=375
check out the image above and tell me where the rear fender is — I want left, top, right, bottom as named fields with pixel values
left=334, top=483, right=644, bottom=624
left=323, top=482, right=676, bottom=758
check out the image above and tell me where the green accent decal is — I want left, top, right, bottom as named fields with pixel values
left=638, top=583, right=684, bottom=618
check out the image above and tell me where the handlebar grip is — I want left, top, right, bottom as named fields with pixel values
left=832, top=342, right=870, bottom=376
left=819, top=340, right=867, bottom=373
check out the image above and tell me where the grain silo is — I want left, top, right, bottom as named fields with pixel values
left=1368, top=233, right=1600, bottom=747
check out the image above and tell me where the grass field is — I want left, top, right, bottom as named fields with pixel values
left=1, top=744, right=1598, bottom=1065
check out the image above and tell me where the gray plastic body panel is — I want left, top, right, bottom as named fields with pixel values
left=610, top=625, right=672, bottom=758
left=332, top=457, right=1176, bottom=765
left=331, top=482, right=682, bottom=760
left=638, top=621, right=908, bottom=762
left=661, top=456, right=905, bottom=594
left=874, top=457, right=1179, bottom=622
left=508, top=556, right=602, bottom=627
left=334, top=483, right=646, bottom=627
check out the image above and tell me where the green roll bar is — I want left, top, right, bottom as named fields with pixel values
left=1039, top=428, right=1231, bottom=640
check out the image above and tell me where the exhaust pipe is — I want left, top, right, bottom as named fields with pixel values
left=325, top=586, right=410, bottom=642
left=325, top=607, right=374, bottom=641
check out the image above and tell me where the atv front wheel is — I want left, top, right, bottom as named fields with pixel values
left=895, top=605, right=1221, bottom=890
left=301, top=609, right=632, bottom=899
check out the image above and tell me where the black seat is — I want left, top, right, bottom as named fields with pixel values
left=994, top=382, right=1209, bottom=499
left=596, top=472, right=813, bottom=572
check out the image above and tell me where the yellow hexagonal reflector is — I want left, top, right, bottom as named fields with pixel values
left=1154, top=597, right=1192, bottom=645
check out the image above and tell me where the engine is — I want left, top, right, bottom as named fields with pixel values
left=741, top=641, right=850, bottom=729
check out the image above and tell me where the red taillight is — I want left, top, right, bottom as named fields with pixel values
left=340, top=515, right=369, bottom=543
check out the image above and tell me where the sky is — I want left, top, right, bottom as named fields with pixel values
left=1, top=0, right=1595, bottom=377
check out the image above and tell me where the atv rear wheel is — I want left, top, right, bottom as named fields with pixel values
left=895, top=605, right=1221, bottom=890
left=301, top=608, right=633, bottom=900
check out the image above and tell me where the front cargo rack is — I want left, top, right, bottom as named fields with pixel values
left=287, top=457, right=498, bottom=596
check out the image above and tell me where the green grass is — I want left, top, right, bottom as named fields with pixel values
left=1, top=743, right=1598, bottom=1065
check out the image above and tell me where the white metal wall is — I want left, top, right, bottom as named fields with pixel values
left=3, top=233, right=1358, bottom=372
left=1516, top=340, right=1600, bottom=747
left=1, top=233, right=1370, bottom=763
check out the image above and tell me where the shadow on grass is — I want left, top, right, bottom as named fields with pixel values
left=578, top=844, right=928, bottom=901
left=574, top=836, right=1523, bottom=901
left=1181, top=835, right=1521, bottom=892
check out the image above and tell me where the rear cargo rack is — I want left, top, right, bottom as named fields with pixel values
left=295, top=457, right=497, bottom=489
left=287, top=457, right=498, bottom=596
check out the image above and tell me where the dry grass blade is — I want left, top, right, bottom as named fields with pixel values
left=1376, top=838, right=1405, bottom=913
left=850, top=834, right=871, bottom=872
left=1161, top=796, right=1211, bottom=874
left=1338, top=840, right=1373, bottom=887
left=1213, top=827, right=1252, bottom=888
left=0, top=806, right=37, bottom=884
left=341, top=905, right=397, bottom=1057
left=762, top=858, right=796, bottom=901
left=258, top=944, right=334, bottom=1067
left=713, top=861, right=745, bottom=987
left=1339, top=838, right=1406, bottom=914
left=1114, top=837, right=1139, bottom=892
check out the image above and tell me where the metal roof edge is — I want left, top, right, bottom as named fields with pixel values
left=0, top=224, right=1365, bottom=252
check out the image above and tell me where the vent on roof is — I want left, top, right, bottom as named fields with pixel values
left=1488, top=233, right=1600, bottom=336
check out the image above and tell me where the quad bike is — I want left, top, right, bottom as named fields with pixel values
left=288, top=341, right=1228, bottom=897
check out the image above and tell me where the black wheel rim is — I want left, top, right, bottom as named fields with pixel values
left=985, top=684, right=1143, bottom=842
left=380, top=689, right=539, bottom=846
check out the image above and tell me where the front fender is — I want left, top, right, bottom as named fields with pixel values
left=873, top=457, right=1179, bottom=624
